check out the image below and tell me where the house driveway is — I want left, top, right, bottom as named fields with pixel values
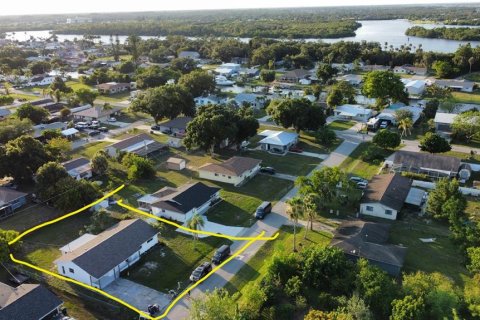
left=104, top=278, right=171, bottom=315
left=176, top=219, right=246, bottom=239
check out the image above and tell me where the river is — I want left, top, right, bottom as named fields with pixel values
left=5, top=19, right=480, bottom=53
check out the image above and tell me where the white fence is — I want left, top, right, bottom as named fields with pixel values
left=412, top=180, right=480, bottom=197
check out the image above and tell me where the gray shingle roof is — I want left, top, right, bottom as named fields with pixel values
left=199, top=156, right=261, bottom=176
left=331, top=220, right=407, bottom=268
left=55, top=219, right=158, bottom=279
left=0, top=188, right=28, bottom=207
left=362, top=174, right=411, bottom=211
left=151, top=182, right=220, bottom=214
left=393, top=150, right=461, bottom=173
left=62, top=157, right=90, bottom=172
left=159, top=117, right=193, bottom=131
left=0, top=282, right=62, bottom=320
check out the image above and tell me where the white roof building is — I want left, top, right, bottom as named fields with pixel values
left=334, top=104, right=373, bottom=121
left=259, top=130, right=298, bottom=154
left=403, top=79, right=426, bottom=96
left=434, top=112, right=456, bottom=125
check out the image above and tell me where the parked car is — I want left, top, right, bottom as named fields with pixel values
left=189, top=262, right=212, bottom=282
left=379, top=121, right=389, bottom=129
left=107, top=117, right=117, bottom=122
left=161, top=129, right=172, bottom=135
left=260, top=166, right=276, bottom=175
left=212, top=245, right=231, bottom=265
left=350, top=176, right=368, bottom=184
left=255, top=201, right=272, bottom=219
left=98, top=127, right=109, bottom=132
left=151, top=125, right=160, bottom=131
left=88, top=130, right=100, bottom=137
left=91, top=120, right=99, bottom=125
left=356, top=181, right=368, bottom=189
left=75, top=122, right=88, bottom=128
left=289, top=145, right=304, bottom=153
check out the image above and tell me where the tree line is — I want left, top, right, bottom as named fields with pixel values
left=406, top=26, right=480, bottom=41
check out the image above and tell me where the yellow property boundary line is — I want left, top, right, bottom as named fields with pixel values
left=6, top=185, right=279, bottom=319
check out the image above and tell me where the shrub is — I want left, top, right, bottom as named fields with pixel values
left=401, top=172, right=431, bottom=181
left=361, top=144, right=385, bottom=163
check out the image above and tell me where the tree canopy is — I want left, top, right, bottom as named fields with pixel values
left=15, top=103, right=49, bottom=125
left=372, top=129, right=401, bottom=149
left=178, top=69, right=215, bottom=97
left=419, top=132, right=452, bottom=153
left=451, top=110, right=480, bottom=142
left=362, top=71, right=408, bottom=108
left=267, top=98, right=325, bottom=132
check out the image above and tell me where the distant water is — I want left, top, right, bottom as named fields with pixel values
left=5, top=19, right=480, bottom=53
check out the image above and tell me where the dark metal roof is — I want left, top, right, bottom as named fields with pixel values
left=0, top=188, right=28, bottom=207
left=55, top=219, right=158, bottom=279
left=159, top=117, right=193, bottom=131
left=0, top=282, right=62, bottom=320
left=331, top=220, right=407, bottom=268
left=393, top=150, right=461, bottom=173
left=62, top=157, right=90, bottom=172
left=362, top=174, right=412, bottom=211
left=152, top=182, right=220, bottom=214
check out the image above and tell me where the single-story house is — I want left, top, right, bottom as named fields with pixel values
left=0, top=187, right=28, bottom=219
left=334, top=104, right=373, bottom=121
left=97, top=82, right=133, bottom=95
left=72, top=106, right=122, bottom=122
left=332, top=63, right=354, bottom=73
left=360, top=173, right=412, bottom=220
left=178, top=51, right=200, bottom=60
left=159, top=117, right=192, bottom=137
left=27, top=75, right=56, bottom=87
left=137, top=182, right=221, bottom=222
left=0, top=282, right=63, bottom=320
left=386, top=150, right=462, bottom=179
left=32, top=122, right=66, bottom=139
left=258, top=130, right=299, bottom=154
left=166, top=157, right=186, bottom=171
left=239, top=68, right=260, bottom=77
left=105, top=133, right=168, bottom=158
left=393, top=65, right=427, bottom=76
left=54, top=219, right=158, bottom=289
left=61, top=128, right=79, bottom=139
left=62, top=157, right=92, bottom=180
left=435, top=79, right=474, bottom=93
left=361, top=65, right=390, bottom=72
left=198, top=156, right=262, bottom=186
left=434, top=112, right=456, bottom=134
left=194, top=95, right=226, bottom=107
left=280, top=69, right=311, bottom=83
left=336, top=74, right=363, bottom=86
left=376, top=104, right=423, bottom=125
left=330, top=220, right=407, bottom=276
left=232, top=93, right=267, bottom=109
left=214, top=63, right=241, bottom=76
left=403, top=79, right=426, bottom=96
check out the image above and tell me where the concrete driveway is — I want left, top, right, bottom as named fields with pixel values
left=104, top=278, right=171, bottom=315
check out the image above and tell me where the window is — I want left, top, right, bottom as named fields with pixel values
left=214, top=173, right=219, bottom=176
left=228, top=176, right=231, bottom=179
left=385, top=210, right=393, bottom=215
left=162, top=209, right=165, bottom=213
left=62, top=266, right=65, bottom=274
left=69, top=268, right=75, bottom=274
left=147, top=237, right=154, bottom=243
left=366, top=206, right=374, bottom=212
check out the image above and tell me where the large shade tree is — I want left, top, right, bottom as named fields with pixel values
left=362, top=71, right=408, bottom=108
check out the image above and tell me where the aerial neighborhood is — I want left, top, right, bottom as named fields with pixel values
left=0, top=3, right=480, bottom=320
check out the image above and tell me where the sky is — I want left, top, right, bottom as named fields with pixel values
left=1, top=0, right=479, bottom=16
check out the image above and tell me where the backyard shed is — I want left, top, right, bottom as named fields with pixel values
left=167, top=157, right=186, bottom=171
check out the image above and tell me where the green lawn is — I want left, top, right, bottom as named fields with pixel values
left=327, top=120, right=356, bottom=131
left=70, top=141, right=111, bottom=159
left=242, top=150, right=320, bottom=176
left=66, top=81, right=93, bottom=92
left=126, top=225, right=231, bottom=293
left=452, top=91, right=480, bottom=104
left=339, top=142, right=393, bottom=180
left=464, top=72, right=480, bottom=82
left=466, top=197, right=480, bottom=222
left=206, top=175, right=293, bottom=227
left=389, top=216, right=469, bottom=287
left=0, top=204, right=61, bottom=232
left=10, top=93, right=39, bottom=101
left=225, top=226, right=333, bottom=298
left=441, top=150, right=480, bottom=164
left=20, top=213, right=94, bottom=270
left=97, top=92, right=131, bottom=103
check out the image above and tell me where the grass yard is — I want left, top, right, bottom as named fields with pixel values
left=466, top=198, right=480, bottom=221
left=10, top=93, right=39, bottom=101
left=452, top=91, right=480, bottom=104
left=339, top=142, right=393, bottom=180
left=441, top=150, right=480, bottom=164
left=225, top=226, right=333, bottom=298
left=389, top=216, right=469, bottom=287
left=206, top=175, right=293, bottom=227
left=97, top=92, right=131, bottom=103
left=126, top=225, right=231, bottom=293
left=0, top=204, right=61, bottom=232
left=242, top=150, right=320, bottom=176
left=66, top=81, right=93, bottom=91
left=327, top=120, right=356, bottom=131
left=464, top=72, right=480, bottom=82
left=20, top=213, right=94, bottom=270
left=70, top=141, right=111, bottom=158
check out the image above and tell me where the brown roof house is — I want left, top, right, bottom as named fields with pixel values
left=360, top=174, right=411, bottom=220
left=330, top=220, right=407, bottom=276
left=97, top=82, right=133, bottom=95
left=72, top=105, right=122, bottom=122
left=280, top=69, right=311, bottom=83
left=198, top=156, right=262, bottom=186
left=105, top=133, right=167, bottom=158
left=54, top=219, right=158, bottom=289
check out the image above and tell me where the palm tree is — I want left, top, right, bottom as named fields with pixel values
left=398, top=118, right=413, bottom=138
left=48, top=88, right=62, bottom=102
left=186, top=211, right=205, bottom=248
left=102, top=103, right=114, bottom=111
left=468, top=57, right=475, bottom=74
left=303, top=193, right=319, bottom=240
left=286, top=197, right=303, bottom=252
